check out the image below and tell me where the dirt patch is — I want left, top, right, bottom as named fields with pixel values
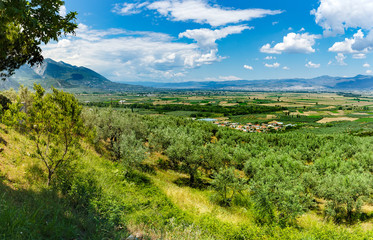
left=321, top=106, right=336, bottom=109
left=219, top=101, right=238, bottom=106
left=317, top=117, right=358, bottom=123
left=266, top=115, right=276, bottom=119
left=302, top=111, right=319, bottom=116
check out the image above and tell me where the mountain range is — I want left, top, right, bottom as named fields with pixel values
left=3, top=58, right=148, bottom=92
left=2, top=58, right=373, bottom=92
left=127, top=75, right=373, bottom=91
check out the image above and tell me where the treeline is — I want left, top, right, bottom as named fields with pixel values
left=83, top=101, right=286, bottom=116
left=82, top=107, right=373, bottom=227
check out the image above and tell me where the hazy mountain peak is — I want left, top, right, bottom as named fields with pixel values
left=5, top=59, right=149, bottom=93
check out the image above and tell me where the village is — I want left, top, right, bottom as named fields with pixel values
left=199, top=118, right=296, bottom=133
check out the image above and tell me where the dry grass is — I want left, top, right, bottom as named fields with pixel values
left=317, top=117, right=359, bottom=123
left=0, top=125, right=44, bottom=190
left=150, top=170, right=252, bottom=225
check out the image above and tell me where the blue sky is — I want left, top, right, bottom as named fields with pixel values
left=43, top=0, right=373, bottom=82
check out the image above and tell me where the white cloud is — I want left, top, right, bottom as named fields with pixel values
left=272, top=21, right=279, bottom=26
left=264, top=56, right=276, bottom=60
left=328, top=30, right=372, bottom=53
left=243, top=65, right=253, bottom=70
left=335, top=53, right=347, bottom=65
left=264, top=62, right=280, bottom=68
left=283, top=66, right=290, bottom=70
left=299, top=27, right=305, bottom=32
left=42, top=24, right=223, bottom=81
left=145, top=0, right=282, bottom=27
left=59, top=5, right=66, bottom=17
left=312, top=0, right=373, bottom=36
left=313, top=0, right=373, bottom=54
left=179, top=25, right=251, bottom=49
left=363, top=63, right=370, bottom=68
left=366, top=70, right=372, bottom=74
left=353, top=53, right=366, bottom=59
left=219, top=76, right=242, bottom=80
left=305, top=61, right=320, bottom=68
left=260, top=32, right=321, bottom=54
left=112, top=2, right=149, bottom=15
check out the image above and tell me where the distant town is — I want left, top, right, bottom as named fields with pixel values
left=199, top=118, right=296, bottom=133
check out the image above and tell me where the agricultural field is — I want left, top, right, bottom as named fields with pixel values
left=78, top=91, right=373, bottom=130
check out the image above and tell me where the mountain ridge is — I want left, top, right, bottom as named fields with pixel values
left=124, top=75, right=373, bottom=91
left=5, top=58, right=149, bottom=92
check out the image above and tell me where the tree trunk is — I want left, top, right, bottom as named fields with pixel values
left=47, top=170, right=53, bottom=186
left=190, top=172, right=195, bottom=186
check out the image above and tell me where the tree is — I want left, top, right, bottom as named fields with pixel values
left=245, top=153, right=312, bottom=226
left=26, top=84, right=84, bottom=185
left=0, top=94, right=11, bottom=112
left=119, top=131, right=148, bottom=171
left=316, top=171, right=373, bottom=223
left=166, top=129, right=206, bottom=186
left=211, top=167, right=246, bottom=206
left=0, top=0, right=77, bottom=79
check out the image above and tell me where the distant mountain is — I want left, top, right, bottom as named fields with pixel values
left=5, top=58, right=149, bottom=92
left=126, top=75, right=373, bottom=91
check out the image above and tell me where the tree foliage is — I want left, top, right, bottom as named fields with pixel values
left=26, top=84, right=84, bottom=185
left=0, top=0, right=77, bottom=79
left=211, top=167, right=246, bottom=206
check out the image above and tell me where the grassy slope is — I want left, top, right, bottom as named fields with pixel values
left=0, top=125, right=372, bottom=239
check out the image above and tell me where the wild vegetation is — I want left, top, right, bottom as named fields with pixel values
left=0, top=86, right=372, bottom=239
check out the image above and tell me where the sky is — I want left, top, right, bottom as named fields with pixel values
left=42, top=0, right=373, bottom=82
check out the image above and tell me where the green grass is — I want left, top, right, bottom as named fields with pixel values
left=355, top=118, right=373, bottom=122
left=165, top=111, right=199, bottom=117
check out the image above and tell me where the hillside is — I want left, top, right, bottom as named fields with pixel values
left=1, top=122, right=372, bottom=239
left=1, top=86, right=373, bottom=239
left=7, top=58, right=149, bottom=93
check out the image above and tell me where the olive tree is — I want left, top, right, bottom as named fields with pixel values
left=211, top=167, right=246, bottom=206
left=316, top=171, right=373, bottom=223
left=26, top=84, right=84, bottom=185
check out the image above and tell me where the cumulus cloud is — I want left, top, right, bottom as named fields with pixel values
left=243, top=65, right=253, bottom=70
left=283, top=66, right=290, bottom=70
left=312, top=0, right=373, bottom=36
left=42, top=24, right=223, bottom=81
left=305, top=61, right=320, bottom=68
left=328, top=30, right=372, bottom=54
left=264, top=56, right=276, bottom=60
left=363, top=63, right=370, bottom=68
left=260, top=33, right=321, bottom=54
left=366, top=70, right=372, bottom=74
left=335, top=53, right=347, bottom=65
left=113, top=0, right=282, bottom=27
left=264, top=62, right=280, bottom=68
left=59, top=5, right=66, bottom=17
left=179, top=25, right=251, bottom=49
left=112, top=2, right=149, bottom=15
